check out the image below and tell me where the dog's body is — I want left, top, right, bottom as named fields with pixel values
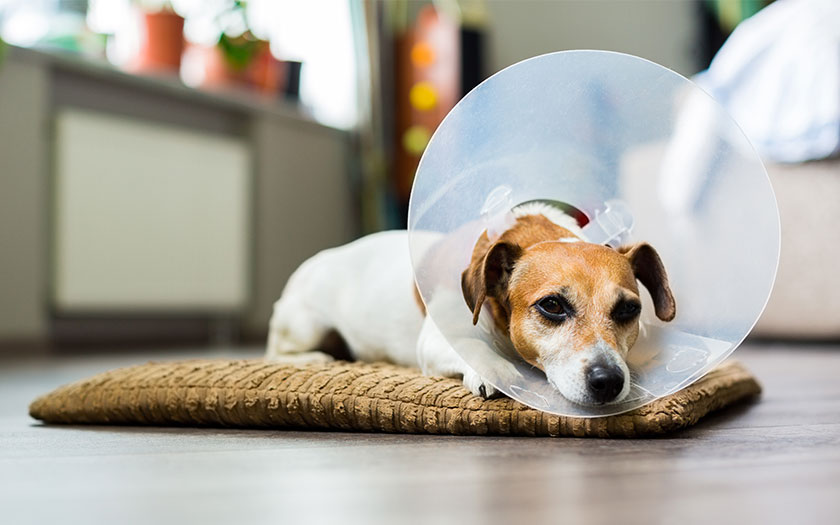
left=266, top=203, right=675, bottom=405
left=265, top=228, right=495, bottom=393
left=267, top=229, right=430, bottom=368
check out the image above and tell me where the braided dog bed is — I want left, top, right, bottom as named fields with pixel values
left=29, top=359, right=760, bottom=438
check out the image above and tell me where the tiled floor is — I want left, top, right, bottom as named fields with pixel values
left=1, top=343, right=838, bottom=525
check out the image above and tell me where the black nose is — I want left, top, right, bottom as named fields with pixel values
left=586, top=365, right=625, bottom=403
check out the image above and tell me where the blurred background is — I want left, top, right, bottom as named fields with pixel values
left=0, top=0, right=836, bottom=354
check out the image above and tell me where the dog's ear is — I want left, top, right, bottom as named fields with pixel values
left=618, top=243, right=676, bottom=322
left=461, top=237, right=523, bottom=325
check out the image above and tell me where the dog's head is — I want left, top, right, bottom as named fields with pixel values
left=461, top=215, right=675, bottom=406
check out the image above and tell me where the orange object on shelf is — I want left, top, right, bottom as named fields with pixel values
left=134, top=10, right=185, bottom=73
left=187, top=39, right=287, bottom=96
left=247, top=43, right=286, bottom=95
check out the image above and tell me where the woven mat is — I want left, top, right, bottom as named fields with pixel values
left=29, top=359, right=760, bottom=438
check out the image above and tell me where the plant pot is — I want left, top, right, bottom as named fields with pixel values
left=245, top=42, right=285, bottom=95
left=135, top=10, right=185, bottom=73
left=189, top=37, right=287, bottom=97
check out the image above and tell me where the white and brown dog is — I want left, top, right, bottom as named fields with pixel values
left=266, top=202, right=676, bottom=406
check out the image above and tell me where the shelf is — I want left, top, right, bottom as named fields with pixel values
left=7, top=45, right=346, bottom=135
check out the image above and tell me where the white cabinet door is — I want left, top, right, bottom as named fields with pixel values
left=53, top=108, right=250, bottom=312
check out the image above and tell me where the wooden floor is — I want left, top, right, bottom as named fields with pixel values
left=1, top=342, right=838, bottom=525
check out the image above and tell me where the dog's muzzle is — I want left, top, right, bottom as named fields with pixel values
left=585, top=362, right=625, bottom=404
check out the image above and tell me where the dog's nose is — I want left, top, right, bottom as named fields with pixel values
left=586, top=364, right=625, bottom=403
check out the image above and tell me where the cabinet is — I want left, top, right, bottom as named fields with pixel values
left=0, top=47, right=356, bottom=345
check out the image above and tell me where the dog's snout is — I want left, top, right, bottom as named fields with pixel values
left=586, top=364, right=625, bottom=404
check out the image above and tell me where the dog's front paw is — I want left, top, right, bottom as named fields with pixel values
left=462, top=368, right=501, bottom=399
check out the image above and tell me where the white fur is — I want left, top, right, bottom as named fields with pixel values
left=513, top=202, right=586, bottom=238
left=266, top=207, right=626, bottom=403
left=266, top=229, right=497, bottom=397
left=538, top=334, right=631, bottom=406
left=267, top=231, right=425, bottom=367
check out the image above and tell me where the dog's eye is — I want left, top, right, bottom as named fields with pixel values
left=612, top=300, right=642, bottom=323
left=535, top=296, right=573, bottom=322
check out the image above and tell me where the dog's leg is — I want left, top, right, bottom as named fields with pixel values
left=265, top=294, right=334, bottom=364
left=416, top=315, right=500, bottom=399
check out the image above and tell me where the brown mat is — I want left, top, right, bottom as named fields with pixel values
left=29, top=359, right=760, bottom=438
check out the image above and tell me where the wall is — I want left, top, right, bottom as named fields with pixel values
left=247, top=118, right=354, bottom=335
left=0, top=59, right=48, bottom=340
left=484, top=0, right=701, bottom=78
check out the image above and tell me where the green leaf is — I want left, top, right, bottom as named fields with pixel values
left=217, top=33, right=261, bottom=71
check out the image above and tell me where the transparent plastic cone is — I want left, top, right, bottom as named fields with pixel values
left=408, top=50, right=780, bottom=417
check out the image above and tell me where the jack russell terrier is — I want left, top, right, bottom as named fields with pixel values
left=266, top=202, right=676, bottom=406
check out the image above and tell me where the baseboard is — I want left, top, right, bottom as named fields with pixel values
left=0, top=337, right=52, bottom=357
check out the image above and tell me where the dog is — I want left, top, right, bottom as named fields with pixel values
left=266, top=202, right=676, bottom=406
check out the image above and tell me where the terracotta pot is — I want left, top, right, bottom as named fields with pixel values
left=245, top=42, right=285, bottom=95
left=135, top=10, right=185, bottom=73
left=190, top=39, right=287, bottom=96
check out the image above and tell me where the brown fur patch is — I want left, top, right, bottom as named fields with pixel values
left=413, top=284, right=426, bottom=316
left=460, top=214, right=676, bottom=369
left=461, top=215, right=581, bottom=333
left=618, top=243, right=677, bottom=321
left=506, top=242, right=642, bottom=364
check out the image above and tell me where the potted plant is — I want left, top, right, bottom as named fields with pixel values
left=133, top=0, right=185, bottom=73
left=188, top=0, right=286, bottom=96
